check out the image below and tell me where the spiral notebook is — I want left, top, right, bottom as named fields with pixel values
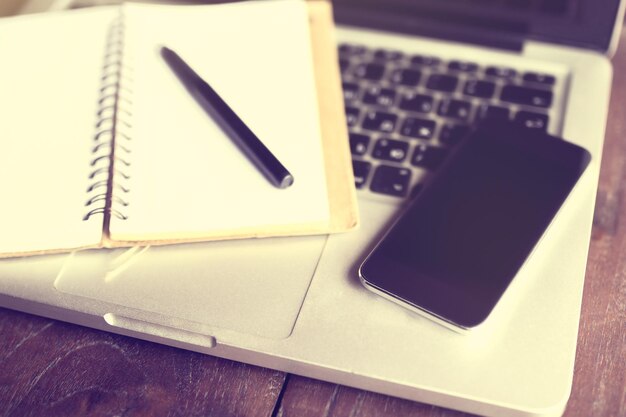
left=0, top=0, right=358, bottom=259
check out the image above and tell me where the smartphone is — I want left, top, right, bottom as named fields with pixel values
left=359, top=121, right=591, bottom=332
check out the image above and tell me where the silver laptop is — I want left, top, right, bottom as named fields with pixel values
left=1, top=0, right=624, bottom=416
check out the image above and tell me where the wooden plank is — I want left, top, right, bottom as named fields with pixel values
left=0, top=307, right=286, bottom=417
left=274, top=375, right=471, bottom=417
left=564, top=29, right=626, bottom=417
left=274, top=30, right=626, bottom=417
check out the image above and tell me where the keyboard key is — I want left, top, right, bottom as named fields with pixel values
left=411, top=144, right=448, bottom=170
left=363, top=86, right=397, bottom=107
left=370, top=165, right=412, bottom=197
left=352, top=159, right=372, bottom=189
left=426, top=74, right=458, bottom=92
left=410, top=55, right=441, bottom=67
left=501, top=85, right=553, bottom=108
left=339, top=44, right=367, bottom=57
left=345, top=106, right=360, bottom=127
left=438, top=98, right=472, bottom=121
left=439, top=123, right=470, bottom=146
left=400, top=117, right=436, bottom=139
left=463, top=79, right=496, bottom=98
left=353, top=63, right=385, bottom=81
left=515, top=110, right=549, bottom=130
left=362, top=110, right=398, bottom=133
left=478, top=104, right=510, bottom=120
left=523, top=72, right=555, bottom=86
left=399, top=93, right=434, bottom=114
left=448, top=60, right=478, bottom=73
left=485, top=66, right=517, bottom=79
left=339, top=59, right=350, bottom=74
left=349, top=133, right=370, bottom=156
left=388, top=68, right=421, bottom=86
left=373, top=48, right=403, bottom=61
left=342, top=82, right=360, bottom=101
left=372, top=138, right=409, bottom=163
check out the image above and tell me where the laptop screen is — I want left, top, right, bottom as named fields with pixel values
left=333, top=0, right=623, bottom=52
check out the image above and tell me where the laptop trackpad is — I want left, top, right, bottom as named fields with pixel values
left=54, top=235, right=327, bottom=339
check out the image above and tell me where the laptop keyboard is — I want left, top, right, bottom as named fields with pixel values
left=339, top=43, right=558, bottom=199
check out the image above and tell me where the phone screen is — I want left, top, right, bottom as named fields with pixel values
left=359, top=122, right=591, bottom=329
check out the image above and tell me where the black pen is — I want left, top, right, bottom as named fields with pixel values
left=161, top=46, right=294, bottom=189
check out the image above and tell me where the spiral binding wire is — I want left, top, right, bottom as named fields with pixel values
left=84, top=12, right=133, bottom=222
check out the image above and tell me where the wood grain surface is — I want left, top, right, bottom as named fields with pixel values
left=564, top=30, right=626, bottom=417
left=0, top=310, right=285, bottom=417
left=1, top=27, right=625, bottom=417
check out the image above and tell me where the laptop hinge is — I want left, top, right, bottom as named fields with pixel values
left=334, top=5, right=525, bottom=52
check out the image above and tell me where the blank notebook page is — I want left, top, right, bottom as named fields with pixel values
left=0, top=9, right=115, bottom=255
left=109, top=0, right=330, bottom=241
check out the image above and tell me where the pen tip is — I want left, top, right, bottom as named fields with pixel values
left=279, top=174, right=294, bottom=189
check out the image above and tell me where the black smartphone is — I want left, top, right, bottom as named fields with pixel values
left=359, top=121, right=591, bottom=332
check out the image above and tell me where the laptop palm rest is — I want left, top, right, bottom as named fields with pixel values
left=54, top=235, right=328, bottom=340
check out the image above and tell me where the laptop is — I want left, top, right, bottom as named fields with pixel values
left=1, top=0, right=624, bottom=416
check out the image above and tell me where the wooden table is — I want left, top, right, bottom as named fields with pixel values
left=1, top=30, right=625, bottom=417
